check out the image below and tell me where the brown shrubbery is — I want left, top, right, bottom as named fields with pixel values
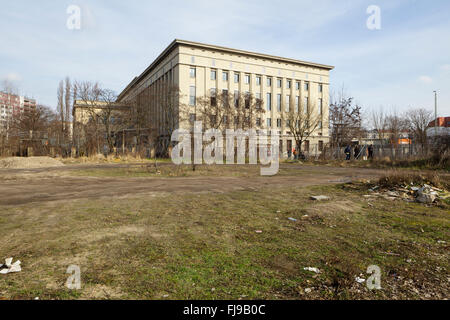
left=377, top=171, right=448, bottom=190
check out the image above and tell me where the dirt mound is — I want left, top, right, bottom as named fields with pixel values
left=0, top=157, right=64, bottom=169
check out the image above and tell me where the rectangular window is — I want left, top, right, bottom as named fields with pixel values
left=256, top=76, right=261, bottom=86
left=277, top=94, right=281, bottom=112
left=287, top=80, right=291, bottom=89
left=190, top=67, right=196, bottom=78
left=234, top=91, right=240, bottom=108
left=267, top=118, right=272, bottom=128
left=211, top=70, right=217, bottom=80
left=267, top=77, right=272, bottom=87
left=223, top=71, right=229, bottom=81
left=210, top=115, right=217, bottom=126
left=234, top=73, right=240, bottom=83
left=295, top=96, right=299, bottom=112
left=266, top=93, right=272, bottom=111
left=304, top=140, right=310, bottom=152
left=318, top=141, right=324, bottom=152
left=319, top=84, right=323, bottom=93
left=189, top=86, right=196, bottom=106
left=304, top=82, right=309, bottom=91
left=304, top=97, right=309, bottom=114
left=245, top=92, right=250, bottom=109
left=256, top=93, right=261, bottom=109
left=189, top=113, right=196, bottom=123
left=222, top=89, right=229, bottom=106
left=210, top=88, right=217, bottom=106
left=296, top=82, right=300, bottom=90
left=318, top=98, right=323, bottom=114
left=256, top=118, right=261, bottom=126
left=277, top=79, right=282, bottom=88
left=286, top=119, right=291, bottom=127
left=244, top=74, right=250, bottom=84
left=286, top=95, right=290, bottom=112
left=277, top=118, right=281, bottom=128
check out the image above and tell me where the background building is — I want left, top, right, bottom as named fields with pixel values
left=0, top=91, right=36, bottom=129
left=427, top=116, right=450, bottom=138
left=117, top=39, right=334, bottom=157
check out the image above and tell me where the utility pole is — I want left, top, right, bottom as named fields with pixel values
left=433, top=91, right=437, bottom=137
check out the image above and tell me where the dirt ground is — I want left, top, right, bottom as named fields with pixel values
left=0, top=163, right=394, bottom=206
left=0, top=162, right=448, bottom=300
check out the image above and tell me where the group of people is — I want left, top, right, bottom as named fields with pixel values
left=344, top=144, right=374, bottom=161
left=288, top=148, right=303, bottom=160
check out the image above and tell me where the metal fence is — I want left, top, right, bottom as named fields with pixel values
left=318, top=144, right=430, bottom=161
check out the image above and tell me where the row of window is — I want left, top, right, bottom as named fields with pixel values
left=190, top=67, right=323, bottom=92
left=190, top=86, right=323, bottom=114
left=188, top=113, right=324, bottom=131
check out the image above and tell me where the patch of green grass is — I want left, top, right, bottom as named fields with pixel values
left=0, top=183, right=448, bottom=300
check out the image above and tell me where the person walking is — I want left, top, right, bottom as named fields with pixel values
left=368, top=144, right=374, bottom=159
left=344, top=145, right=351, bottom=161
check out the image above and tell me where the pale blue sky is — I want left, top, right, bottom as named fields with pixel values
left=1, top=0, right=449, bottom=116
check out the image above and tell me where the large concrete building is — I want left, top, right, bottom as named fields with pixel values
left=0, top=92, right=36, bottom=130
left=117, top=39, right=334, bottom=157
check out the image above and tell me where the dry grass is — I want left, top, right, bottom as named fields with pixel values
left=0, top=182, right=448, bottom=300
left=377, top=171, right=449, bottom=190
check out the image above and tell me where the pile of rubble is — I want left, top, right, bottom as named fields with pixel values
left=365, top=183, right=449, bottom=204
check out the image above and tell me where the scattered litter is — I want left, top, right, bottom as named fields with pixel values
left=355, top=276, right=366, bottom=284
left=303, top=267, right=320, bottom=274
left=364, top=182, right=448, bottom=205
left=310, top=195, right=330, bottom=201
left=437, top=240, right=446, bottom=244
left=302, top=215, right=309, bottom=218
left=288, top=217, right=297, bottom=222
left=382, top=252, right=400, bottom=256
left=162, top=294, right=169, bottom=298
left=276, top=210, right=281, bottom=213
left=255, top=230, right=263, bottom=234
left=211, top=288, right=216, bottom=292
left=304, top=288, right=312, bottom=293
left=34, top=297, right=39, bottom=300
left=0, top=257, right=21, bottom=274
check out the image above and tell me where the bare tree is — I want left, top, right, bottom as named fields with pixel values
left=385, top=110, right=408, bottom=147
left=192, top=91, right=264, bottom=132
left=64, top=77, right=72, bottom=135
left=57, top=80, right=65, bottom=146
left=285, top=100, right=321, bottom=155
left=8, top=105, right=56, bottom=155
left=407, top=108, right=433, bottom=154
left=73, top=81, right=131, bottom=155
left=73, top=81, right=103, bottom=154
left=371, top=107, right=388, bottom=145
left=157, top=82, right=184, bottom=157
left=329, top=89, right=362, bottom=149
left=180, top=90, right=265, bottom=170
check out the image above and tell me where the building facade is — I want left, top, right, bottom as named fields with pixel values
left=0, top=91, right=36, bottom=130
left=117, top=39, right=334, bottom=157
